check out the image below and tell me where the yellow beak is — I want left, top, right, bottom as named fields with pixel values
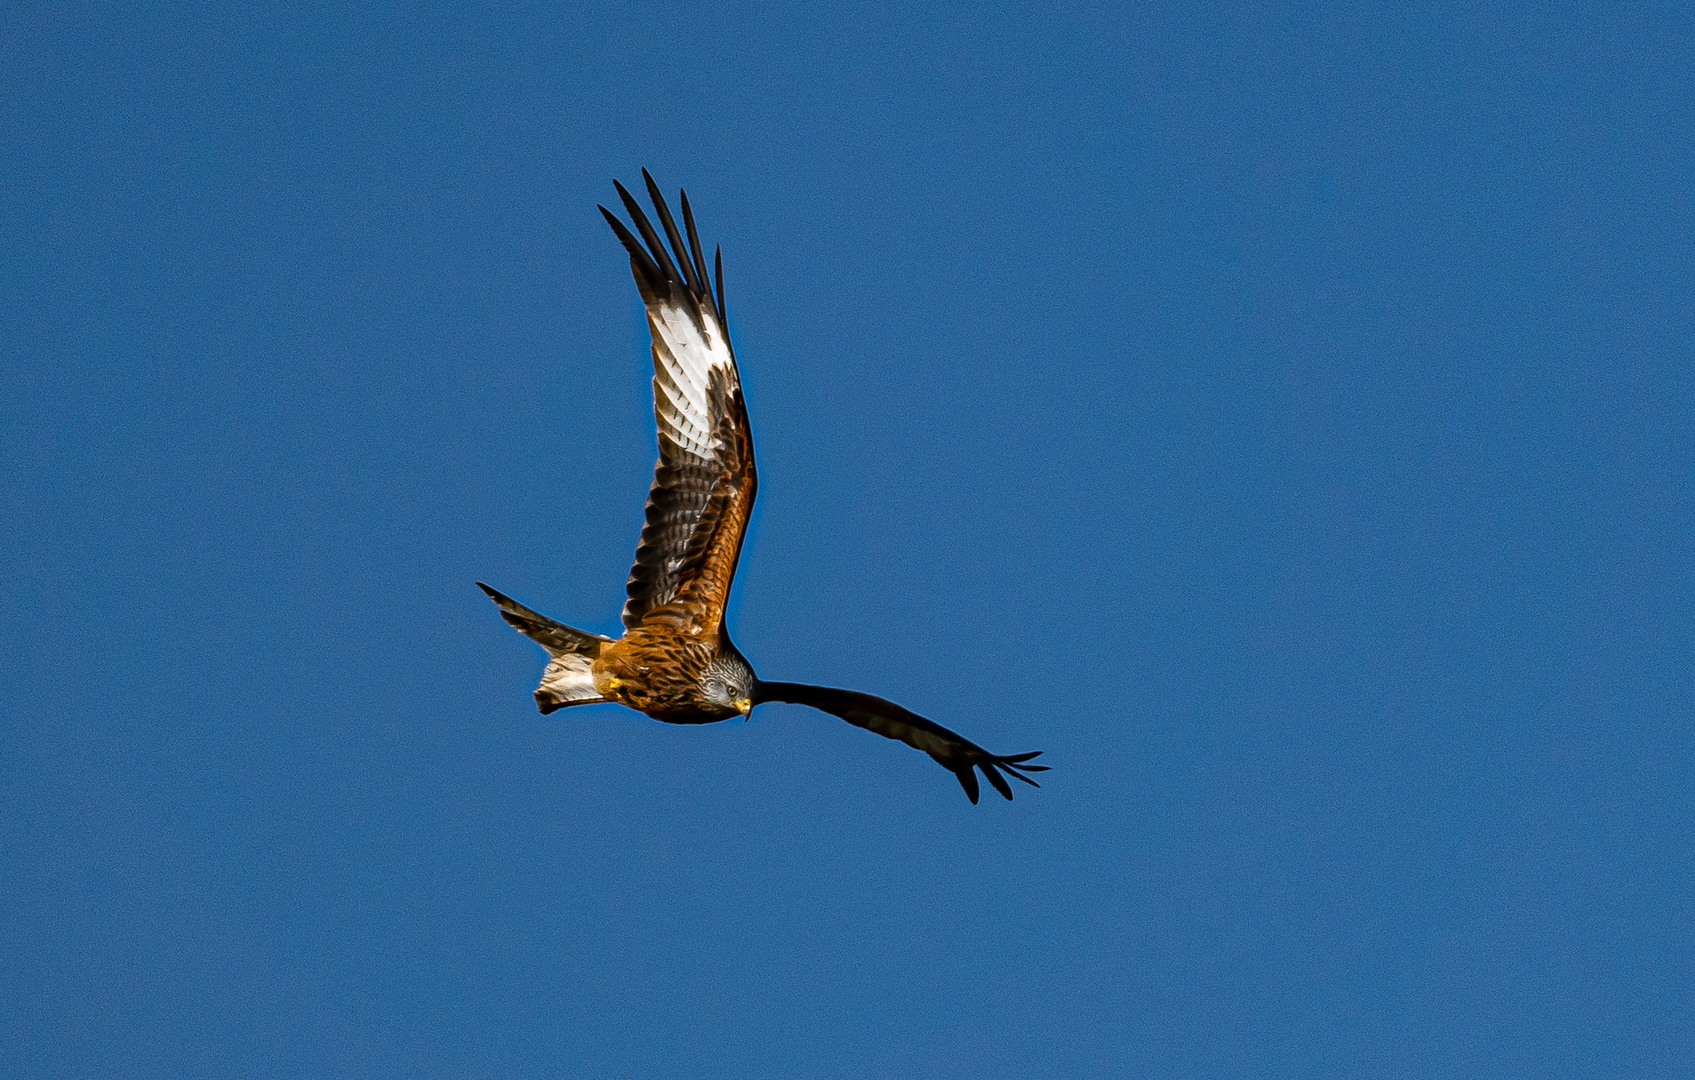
left=734, top=697, right=753, bottom=720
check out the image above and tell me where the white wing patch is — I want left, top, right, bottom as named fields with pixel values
left=649, top=298, right=736, bottom=463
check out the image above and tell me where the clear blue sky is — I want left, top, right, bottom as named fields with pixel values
left=4, top=3, right=1690, bottom=1077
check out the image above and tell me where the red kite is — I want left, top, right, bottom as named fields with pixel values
left=479, top=173, right=1045, bottom=802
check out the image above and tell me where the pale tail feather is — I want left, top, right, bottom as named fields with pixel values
left=535, top=652, right=602, bottom=714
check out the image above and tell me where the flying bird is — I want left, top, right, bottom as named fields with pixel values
left=477, top=172, right=1046, bottom=803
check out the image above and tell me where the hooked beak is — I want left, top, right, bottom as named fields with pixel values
left=734, top=697, right=753, bottom=721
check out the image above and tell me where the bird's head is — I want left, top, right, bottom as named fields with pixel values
left=702, top=652, right=758, bottom=720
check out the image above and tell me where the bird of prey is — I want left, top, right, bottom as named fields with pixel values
left=477, top=172, right=1046, bottom=803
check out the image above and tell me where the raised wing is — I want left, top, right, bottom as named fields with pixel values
left=754, top=682, right=1048, bottom=803
left=601, top=171, right=756, bottom=632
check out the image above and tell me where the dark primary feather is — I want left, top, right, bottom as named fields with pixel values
left=755, top=682, right=1047, bottom=803
left=643, top=171, right=703, bottom=295
left=613, top=180, right=685, bottom=296
left=600, top=169, right=726, bottom=325
left=680, top=191, right=712, bottom=307
left=714, top=247, right=726, bottom=330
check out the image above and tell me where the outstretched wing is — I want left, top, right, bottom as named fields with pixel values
left=601, top=171, right=756, bottom=632
left=755, top=682, right=1048, bottom=803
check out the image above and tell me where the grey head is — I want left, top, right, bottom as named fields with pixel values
left=701, top=649, right=759, bottom=719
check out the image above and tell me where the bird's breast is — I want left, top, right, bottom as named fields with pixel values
left=594, top=630, right=729, bottom=724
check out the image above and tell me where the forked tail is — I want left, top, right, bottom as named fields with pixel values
left=476, top=582, right=614, bottom=713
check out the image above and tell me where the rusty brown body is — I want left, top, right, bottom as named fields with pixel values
left=593, top=608, right=735, bottom=724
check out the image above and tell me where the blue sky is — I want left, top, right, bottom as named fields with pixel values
left=4, top=2, right=1690, bottom=1077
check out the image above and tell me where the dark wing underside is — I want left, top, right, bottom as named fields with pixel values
left=755, top=682, right=1048, bottom=803
left=601, top=172, right=755, bottom=633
